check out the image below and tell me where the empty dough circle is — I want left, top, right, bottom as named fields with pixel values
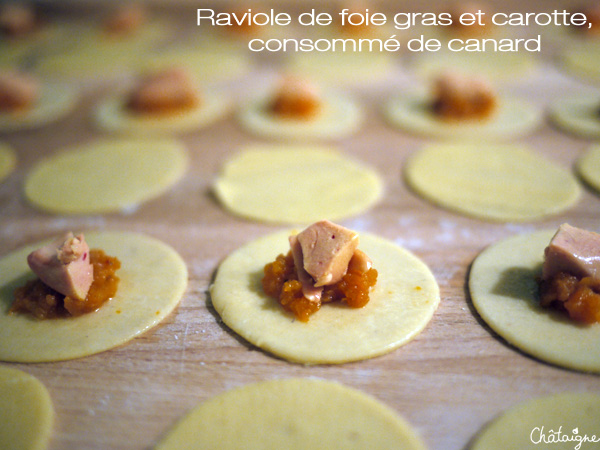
left=25, top=138, right=187, bottom=214
left=469, top=230, right=600, bottom=372
left=213, top=145, right=383, bottom=224
left=385, top=95, right=541, bottom=140
left=405, top=144, right=580, bottom=222
left=0, top=231, right=188, bottom=362
left=238, top=94, right=362, bottom=140
left=0, top=83, right=77, bottom=132
left=155, top=378, right=426, bottom=450
left=550, top=97, right=600, bottom=139
left=0, top=367, right=53, bottom=450
left=561, top=43, right=600, bottom=83
left=210, top=230, right=439, bottom=364
left=94, top=92, right=230, bottom=135
left=0, top=143, right=16, bottom=182
left=470, top=392, right=600, bottom=449
left=578, top=144, right=600, bottom=194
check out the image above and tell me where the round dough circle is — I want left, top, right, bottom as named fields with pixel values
left=210, top=230, right=439, bottom=364
left=25, top=138, right=187, bottom=214
left=578, top=144, right=600, bottom=194
left=0, top=231, right=188, bottom=362
left=155, top=378, right=426, bottom=450
left=550, top=97, right=600, bottom=139
left=0, top=83, right=77, bottom=132
left=0, top=142, right=17, bottom=182
left=470, top=392, right=600, bottom=449
left=238, top=94, right=363, bottom=140
left=385, top=95, right=541, bottom=140
left=94, top=92, right=230, bottom=135
left=0, top=367, right=54, bottom=450
left=469, top=230, right=600, bottom=372
left=213, top=145, right=383, bottom=224
left=404, top=144, right=580, bottom=222
left=561, top=43, right=600, bottom=83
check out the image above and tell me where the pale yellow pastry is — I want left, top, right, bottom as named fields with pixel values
left=155, top=378, right=426, bottom=450
left=0, top=142, right=16, bottom=182
left=213, top=145, right=383, bottom=224
left=550, top=97, right=600, bottom=139
left=0, top=366, right=53, bottom=450
left=24, top=138, right=187, bottom=214
left=405, top=143, right=580, bottom=221
left=210, top=229, right=439, bottom=364
left=578, top=144, right=600, bottom=194
left=561, top=42, right=600, bottom=83
left=469, top=230, right=600, bottom=372
left=0, top=231, right=187, bottom=362
left=470, top=392, right=600, bottom=449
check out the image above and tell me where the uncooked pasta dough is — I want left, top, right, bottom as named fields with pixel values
left=578, top=144, right=600, bottom=195
left=550, top=97, right=600, bottom=139
left=0, top=142, right=16, bottom=182
left=561, top=42, right=600, bottom=83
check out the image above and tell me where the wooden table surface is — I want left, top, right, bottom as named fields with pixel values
left=1, top=3, right=600, bottom=449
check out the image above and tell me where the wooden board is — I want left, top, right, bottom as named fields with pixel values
left=1, top=4, right=600, bottom=449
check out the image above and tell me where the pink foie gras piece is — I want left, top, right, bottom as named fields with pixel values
left=27, top=232, right=94, bottom=301
left=289, top=234, right=322, bottom=303
left=542, top=223, right=600, bottom=281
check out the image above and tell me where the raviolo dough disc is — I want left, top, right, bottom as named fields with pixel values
left=470, top=392, right=600, bottom=449
left=561, top=43, right=600, bottom=83
left=0, top=83, right=77, bottom=132
left=0, top=231, right=187, bottom=362
left=0, top=142, right=16, bottom=182
left=24, top=138, right=187, bottom=214
left=210, top=230, right=439, bottom=364
left=578, top=144, right=600, bottom=194
left=94, top=92, right=230, bottom=135
left=155, top=378, right=426, bottom=450
left=238, top=94, right=363, bottom=140
left=213, top=146, right=383, bottom=224
left=550, top=97, right=600, bottom=139
left=0, top=367, right=54, bottom=450
left=469, top=230, right=600, bottom=372
left=385, top=95, right=541, bottom=140
left=405, top=144, right=580, bottom=222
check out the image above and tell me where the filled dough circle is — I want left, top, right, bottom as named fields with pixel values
left=550, top=97, right=600, bottom=139
left=385, top=95, right=541, bottom=140
left=578, top=144, right=600, bottom=194
left=470, top=392, right=600, bottom=449
left=238, top=94, right=362, bottom=140
left=0, top=367, right=54, bottom=450
left=94, top=92, right=229, bottom=135
left=213, top=145, right=383, bottom=224
left=155, top=378, right=426, bottom=450
left=0, top=231, right=187, bottom=362
left=0, top=83, right=77, bottom=132
left=469, top=230, right=600, bottom=372
left=210, top=230, right=439, bottom=364
left=24, top=138, right=187, bottom=214
left=404, top=144, right=580, bottom=222
left=0, top=142, right=16, bottom=182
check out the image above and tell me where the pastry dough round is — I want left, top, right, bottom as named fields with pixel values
left=24, top=138, right=187, bottom=214
left=550, top=97, right=600, bottom=139
left=155, top=378, right=426, bottom=450
left=238, top=94, right=362, bottom=140
left=578, top=144, right=600, bottom=194
left=0, top=83, right=77, bottom=132
left=0, top=231, right=188, bottom=362
left=385, top=95, right=541, bottom=140
left=0, top=367, right=53, bottom=450
left=561, top=42, right=600, bottom=83
left=470, top=392, right=600, bottom=449
left=404, top=144, right=580, bottom=222
left=0, top=142, right=16, bottom=182
left=469, top=230, right=600, bottom=373
left=94, top=92, right=230, bottom=135
left=210, top=230, right=439, bottom=364
left=213, top=145, right=383, bottom=224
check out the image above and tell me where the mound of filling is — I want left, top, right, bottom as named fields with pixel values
left=431, top=71, right=497, bottom=121
left=0, top=3, right=39, bottom=37
left=10, top=232, right=120, bottom=319
left=447, top=1, right=493, bottom=36
left=269, top=76, right=322, bottom=120
left=126, top=68, right=200, bottom=116
left=103, top=3, right=146, bottom=36
left=538, top=224, right=600, bottom=324
left=262, top=220, right=377, bottom=322
left=0, top=70, right=39, bottom=113
left=573, top=3, right=600, bottom=36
